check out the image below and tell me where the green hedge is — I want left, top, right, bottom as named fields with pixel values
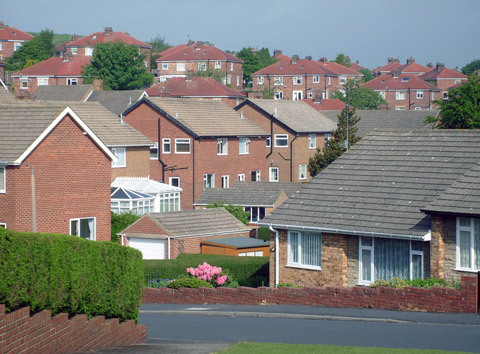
left=144, top=253, right=269, bottom=287
left=0, top=228, right=144, bottom=322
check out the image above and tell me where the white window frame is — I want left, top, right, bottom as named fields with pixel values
left=221, top=175, right=229, bottom=189
left=112, top=147, right=126, bottom=168
left=414, top=107, right=422, bottom=111
left=339, top=76, right=347, bottom=84
left=237, top=173, right=245, bottom=181
left=287, top=230, right=322, bottom=270
left=85, top=47, right=93, bottom=56
left=175, top=138, right=191, bottom=154
left=269, top=167, right=279, bottom=182
left=217, top=138, right=228, bottom=155
left=177, top=63, right=185, bottom=72
left=308, top=134, right=316, bottom=149
left=258, top=76, right=264, bottom=85
left=37, top=77, right=49, bottom=86
left=379, top=91, right=385, bottom=99
left=198, top=62, right=207, bottom=71
left=293, top=76, right=302, bottom=85
left=266, top=136, right=271, bottom=148
left=204, top=173, right=214, bottom=189
left=162, top=62, right=168, bottom=70
left=71, top=47, right=78, bottom=55
left=214, top=61, right=221, bottom=69
left=416, top=91, right=424, bottom=99
left=0, top=166, right=5, bottom=193
left=20, top=78, right=29, bottom=90
left=14, top=42, right=22, bottom=51
left=292, top=90, right=302, bottom=101
left=169, top=177, right=180, bottom=187
left=226, top=74, right=232, bottom=85
left=236, top=76, right=240, bottom=86
left=443, top=92, right=448, bottom=100
left=274, top=92, right=283, bottom=100
left=0, top=42, right=2, bottom=51
left=162, top=138, right=171, bottom=154
left=396, top=91, right=406, bottom=100
left=239, top=137, right=250, bottom=155
left=230, top=62, right=234, bottom=71
left=159, top=192, right=181, bottom=212
left=274, top=134, right=288, bottom=147
left=410, top=242, right=424, bottom=280
left=456, top=217, right=480, bottom=271
left=251, top=170, right=261, bottom=182
left=298, top=164, right=307, bottom=180
left=0, top=223, right=6, bottom=229
left=395, top=106, right=406, bottom=111
left=150, top=143, right=158, bottom=160
left=313, top=75, right=320, bottom=83
left=70, top=217, right=96, bottom=241
left=67, top=78, right=78, bottom=86
left=274, top=77, right=284, bottom=86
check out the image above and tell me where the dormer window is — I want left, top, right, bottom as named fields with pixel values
left=401, top=77, right=410, bottom=82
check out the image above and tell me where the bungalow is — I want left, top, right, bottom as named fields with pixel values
left=259, top=130, right=480, bottom=288
left=0, top=103, right=116, bottom=240
left=119, top=208, right=251, bottom=259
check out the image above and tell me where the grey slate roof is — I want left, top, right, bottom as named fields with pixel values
left=125, top=208, right=250, bottom=237
left=31, top=85, right=93, bottom=101
left=147, top=97, right=268, bottom=137
left=244, top=99, right=337, bottom=133
left=201, top=236, right=269, bottom=249
left=320, top=110, right=438, bottom=138
left=260, top=130, right=480, bottom=238
left=195, top=181, right=302, bottom=207
left=87, top=90, right=145, bottom=116
left=423, top=161, right=480, bottom=217
left=0, top=87, right=16, bottom=103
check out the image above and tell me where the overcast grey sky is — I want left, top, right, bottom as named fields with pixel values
left=4, top=0, right=479, bottom=70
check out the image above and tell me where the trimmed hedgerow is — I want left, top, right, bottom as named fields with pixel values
left=0, top=228, right=144, bottom=322
left=167, top=277, right=214, bottom=289
left=144, top=253, right=269, bottom=288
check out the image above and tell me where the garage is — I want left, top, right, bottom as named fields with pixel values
left=128, top=237, right=166, bottom=260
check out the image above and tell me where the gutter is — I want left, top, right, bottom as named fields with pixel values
left=269, top=225, right=280, bottom=288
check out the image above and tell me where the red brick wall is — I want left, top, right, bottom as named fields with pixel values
left=0, top=115, right=112, bottom=240
left=382, top=89, right=442, bottom=110
left=143, top=274, right=479, bottom=313
left=110, top=147, right=151, bottom=181
left=0, top=304, right=146, bottom=353
left=13, top=76, right=85, bottom=97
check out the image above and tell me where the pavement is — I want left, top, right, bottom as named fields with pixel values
left=91, top=304, right=480, bottom=353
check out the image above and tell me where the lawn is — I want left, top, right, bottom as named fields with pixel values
left=217, top=343, right=471, bottom=354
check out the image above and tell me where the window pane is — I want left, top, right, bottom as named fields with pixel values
left=71, top=220, right=78, bottom=236
left=411, top=241, right=424, bottom=252
left=475, top=219, right=480, bottom=270
left=459, top=217, right=470, bottom=227
left=460, top=230, right=472, bottom=268
left=302, top=232, right=321, bottom=267
left=412, top=254, right=423, bottom=280
left=80, top=219, right=93, bottom=240
left=374, top=238, right=409, bottom=281
left=362, top=249, right=372, bottom=281
left=290, top=232, right=299, bottom=263
left=0, top=167, right=4, bottom=191
left=255, top=251, right=264, bottom=256
left=361, top=236, right=372, bottom=247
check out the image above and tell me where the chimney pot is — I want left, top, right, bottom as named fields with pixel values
left=426, top=62, right=433, bottom=69
left=187, top=40, right=194, bottom=47
left=406, top=57, right=415, bottom=65
left=291, top=55, right=299, bottom=64
left=273, top=49, right=282, bottom=57
left=0, top=21, right=4, bottom=30
left=104, top=27, right=113, bottom=35
left=318, top=57, right=328, bottom=64
left=305, top=55, right=312, bottom=61
left=436, top=63, right=445, bottom=71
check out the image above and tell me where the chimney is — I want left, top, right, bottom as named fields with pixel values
left=388, top=57, right=399, bottom=64
left=305, top=55, right=312, bottom=61
left=195, top=41, right=204, bottom=50
left=436, top=63, right=445, bottom=71
left=392, top=69, right=400, bottom=79
left=185, top=71, right=194, bottom=82
left=318, top=57, right=328, bottom=64
left=93, top=79, right=104, bottom=91
left=273, top=49, right=282, bottom=57
left=291, top=55, right=299, bottom=64
left=313, top=95, right=322, bottom=104
left=70, top=34, right=79, bottom=42
left=406, top=57, right=415, bottom=65
left=63, top=52, right=73, bottom=62
left=104, top=27, right=113, bottom=35
left=187, top=39, right=195, bottom=47
left=426, top=62, right=433, bottom=69
left=0, top=21, right=4, bottom=30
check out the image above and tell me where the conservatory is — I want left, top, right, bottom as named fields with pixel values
left=110, top=187, right=155, bottom=215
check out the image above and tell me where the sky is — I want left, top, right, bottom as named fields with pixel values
left=4, top=0, right=480, bottom=70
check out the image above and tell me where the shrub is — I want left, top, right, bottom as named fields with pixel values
left=167, top=277, right=214, bottom=289
left=278, top=283, right=302, bottom=288
left=0, top=228, right=144, bottom=322
left=144, top=253, right=269, bottom=287
left=111, top=211, right=141, bottom=243
left=370, top=277, right=461, bottom=290
left=258, top=227, right=271, bottom=241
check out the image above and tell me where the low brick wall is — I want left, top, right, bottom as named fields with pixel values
left=0, top=304, right=146, bottom=353
left=143, top=275, right=479, bottom=313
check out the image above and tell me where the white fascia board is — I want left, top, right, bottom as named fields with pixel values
left=15, top=106, right=117, bottom=164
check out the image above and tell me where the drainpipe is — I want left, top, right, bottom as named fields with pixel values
left=167, top=236, right=171, bottom=259
left=289, top=134, right=299, bottom=182
left=192, top=138, right=196, bottom=207
left=21, top=163, right=37, bottom=232
left=269, top=225, right=280, bottom=288
left=266, top=111, right=274, bottom=158
left=157, top=118, right=167, bottom=181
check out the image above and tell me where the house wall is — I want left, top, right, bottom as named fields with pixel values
left=0, top=115, right=111, bottom=240
left=239, top=104, right=327, bottom=182
left=381, top=89, right=441, bottom=110
left=0, top=40, right=29, bottom=60
left=110, top=146, right=151, bottom=181
left=13, top=76, right=85, bottom=98
left=66, top=46, right=151, bottom=70
left=0, top=64, right=5, bottom=82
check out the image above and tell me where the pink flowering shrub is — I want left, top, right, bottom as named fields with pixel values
left=187, top=262, right=229, bottom=287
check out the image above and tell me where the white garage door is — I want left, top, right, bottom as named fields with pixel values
left=128, top=238, right=166, bottom=260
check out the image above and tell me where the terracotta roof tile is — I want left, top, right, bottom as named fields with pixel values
left=252, top=58, right=333, bottom=76
left=318, top=61, right=363, bottom=76
left=302, top=98, right=346, bottom=111
left=66, top=30, right=151, bottom=48
left=146, top=77, right=245, bottom=98
left=374, top=61, right=403, bottom=74
left=398, top=62, right=429, bottom=74
left=0, top=26, right=33, bottom=41
left=157, top=43, right=241, bottom=62
left=420, top=67, right=468, bottom=80
left=11, top=57, right=90, bottom=77
left=350, top=62, right=365, bottom=72
left=362, top=73, right=440, bottom=91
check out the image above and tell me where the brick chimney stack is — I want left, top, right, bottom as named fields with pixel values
left=305, top=55, right=312, bottom=61
left=388, top=57, right=399, bottom=64
left=187, top=40, right=195, bottom=47
left=186, top=71, right=194, bottom=82
left=436, top=63, right=445, bottom=71
left=318, top=57, right=328, bottom=64
left=406, top=57, right=415, bottom=65
left=291, top=55, right=299, bottom=64
left=104, top=27, right=113, bottom=35
left=273, top=49, right=282, bottom=57
left=0, top=21, right=4, bottom=30
left=426, top=62, right=433, bottom=69
left=195, top=41, right=204, bottom=50
left=93, top=79, right=104, bottom=91
left=392, top=69, right=401, bottom=78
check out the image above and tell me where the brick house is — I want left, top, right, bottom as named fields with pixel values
left=0, top=104, right=117, bottom=241
left=420, top=63, right=468, bottom=99
left=362, top=70, right=441, bottom=110
left=0, top=60, right=5, bottom=84
left=316, top=57, right=363, bottom=86
left=123, top=97, right=268, bottom=209
left=373, top=57, right=403, bottom=77
left=235, top=99, right=336, bottom=183
left=119, top=208, right=250, bottom=259
left=396, top=57, right=430, bottom=76
left=259, top=130, right=480, bottom=288
left=59, top=27, right=152, bottom=70
left=146, top=75, right=246, bottom=108
left=0, top=21, right=33, bottom=60
left=10, top=56, right=90, bottom=98
left=156, top=41, right=243, bottom=90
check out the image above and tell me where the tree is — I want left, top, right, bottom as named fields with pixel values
left=111, top=211, right=140, bottom=243
left=308, top=106, right=360, bottom=177
left=331, top=79, right=386, bottom=110
left=359, top=68, right=373, bottom=83
left=334, top=53, right=351, bottom=67
left=6, top=29, right=55, bottom=71
left=236, top=47, right=278, bottom=86
left=461, top=59, right=480, bottom=76
left=206, top=202, right=250, bottom=225
left=82, top=42, right=154, bottom=90
left=148, top=35, right=172, bottom=68
left=195, top=68, right=225, bottom=84
left=425, top=75, right=480, bottom=129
